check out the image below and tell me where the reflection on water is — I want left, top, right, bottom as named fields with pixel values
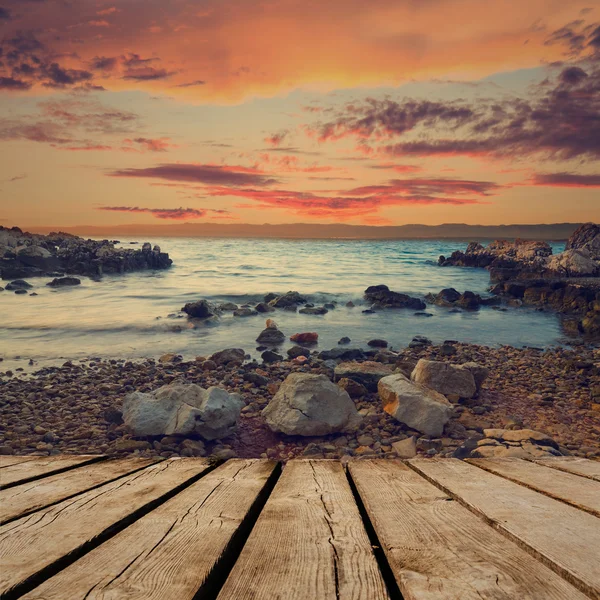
left=0, top=237, right=566, bottom=369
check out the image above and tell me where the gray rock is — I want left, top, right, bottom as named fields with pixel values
left=6, top=280, right=32, bottom=290
left=47, top=277, right=81, bottom=287
left=263, top=373, right=361, bottom=436
left=182, top=299, right=219, bottom=319
left=460, top=362, right=489, bottom=393
left=122, top=383, right=244, bottom=440
left=256, top=328, right=285, bottom=345
left=210, top=348, right=245, bottom=365
left=298, top=306, right=328, bottom=315
left=379, top=374, right=453, bottom=436
left=411, top=359, right=477, bottom=399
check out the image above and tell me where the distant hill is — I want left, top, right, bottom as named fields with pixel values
left=19, top=222, right=586, bottom=241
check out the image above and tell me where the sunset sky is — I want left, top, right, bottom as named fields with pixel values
left=0, top=0, right=599, bottom=228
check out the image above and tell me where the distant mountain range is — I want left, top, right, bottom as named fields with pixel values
left=21, top=222, right=587, bottom=240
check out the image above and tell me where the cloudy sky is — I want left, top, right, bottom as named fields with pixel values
left=0, top=0, right=599, bottom=227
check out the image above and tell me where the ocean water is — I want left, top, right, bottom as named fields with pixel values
left=0, top=238, right=567, bottom=371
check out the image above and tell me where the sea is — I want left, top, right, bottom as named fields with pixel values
left=0, top=237, right=568, bottom=372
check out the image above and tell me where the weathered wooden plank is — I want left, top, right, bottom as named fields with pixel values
left=0, top=457, right=210, bottom=597
left=468, top=458, right=600, bottom=517
left=217, top=459, right=390, bottom=600
left=0, top=458, right=158, bottom=525
left=349, top=459, right=589, bottom=600
left=410, top=458, right=600, bottom=599
left=0, top=456, right=38, bottom=469
left=534, top=457, right=600, bottom=482
left=20, top=459, right=277, bottom=600
left=0, top=455, right=104, bottom=489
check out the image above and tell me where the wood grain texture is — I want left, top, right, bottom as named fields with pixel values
left=409, top=458, right=600, bottom=599
left=534, top=457, right=600, bottom=482
left=20, top=459, right=276, bottom=600
left=0, top=458, right=157, bottom=524
left=349, top=459, right=588, bottom=600
left=0, top=456, right=38, bottom=469
left=217, top=459, right=389, bottom=600
left=0, top=455, right=104, bottom=489
left=0, top=458, right=209, bottom=597
left=468, top=458, right=600, bottom=517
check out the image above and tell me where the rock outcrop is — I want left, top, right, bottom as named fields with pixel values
left=122, top=383, right=244, bottom=440
left=263, top=373, right=361, bottom=436
left=438, top=223, right=600, bottom=336
left=378, top=374, right=453, bottom=436
left=0, top=226, right=172, bottom=280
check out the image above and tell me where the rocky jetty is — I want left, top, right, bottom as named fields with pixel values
left=0, top=226, right=172, bottom=280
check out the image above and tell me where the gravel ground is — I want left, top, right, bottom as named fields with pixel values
left=1, top=342, right=599, bottom=460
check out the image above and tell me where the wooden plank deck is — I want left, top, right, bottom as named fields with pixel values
left=0, top=455, right=598, bottom=600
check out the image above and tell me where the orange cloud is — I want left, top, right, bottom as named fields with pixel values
left=1, top=0, right=592, bottom=101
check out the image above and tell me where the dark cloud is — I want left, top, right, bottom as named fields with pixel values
left=40, top=62, right=93, bottom=88
left=97, top=206, right=229, bottom=220
left=121, top=53, right=159, bottom=68
left=123, top=67, right=175, bottom=81
left=0, top=76, right=30, bottom=89
left=90, top=56, right=118, bottom=71
left=558, top=66, right=589, bottom=85
left=310, top=55, right=600, bottom=161
left=175, top=80, right=206, bottom=87
left=109, top=163, right=278, bottom=187
left=0, top=7, right=11, bottom=20
left=529, top=172, right=600, bottom=187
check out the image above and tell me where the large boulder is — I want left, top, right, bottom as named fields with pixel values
left=182, top=299, right=219, bottom=319
left=411, top=359, right=477, bottom=399
left=334, top=361, right=393, bottom=391
left=263, top=373, right=361, bottom=436
left=364, top=285, right=425, bottom=310
left=122, top=383, right=244, bottom=440
left=378, top=374, right=453, bottom=436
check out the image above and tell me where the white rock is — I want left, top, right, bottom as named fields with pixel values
left=411, top=359, right=477, bottom=399
left=263, top=373, right=361, bottom=436
left=378, top=374, right=453, bottom=437
left=122, top=383, right=243, bottom=440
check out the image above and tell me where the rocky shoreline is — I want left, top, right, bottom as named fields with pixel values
left=1, top=338, right=598, bottom=462
left=0, top=226, right=172, bottom=280
left=438, top=222, right=600, bottom=337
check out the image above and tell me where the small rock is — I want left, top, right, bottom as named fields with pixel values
left=392, top=437, right=417, bottom=458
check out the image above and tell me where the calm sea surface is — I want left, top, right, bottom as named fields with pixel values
left=0, top=238, right=567, bottom=371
